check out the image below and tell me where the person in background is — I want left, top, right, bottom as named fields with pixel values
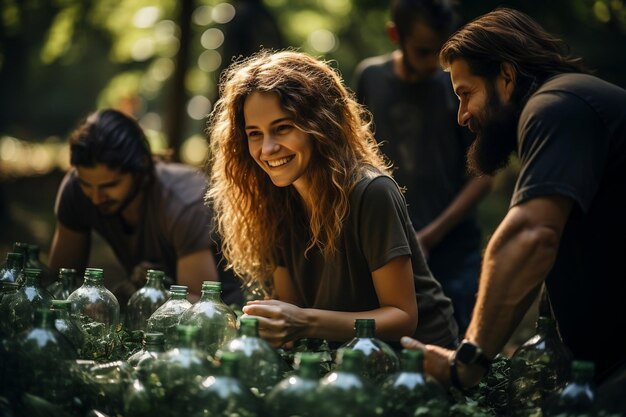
left=354, top=0, right=493, bottom=336
left=207, top=50, right=458, bottom=348
left=401, top=7, right=626, bottom=394
left=48, top=109, right=243, bottom=307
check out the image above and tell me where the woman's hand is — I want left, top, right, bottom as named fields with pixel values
left=242, top=299, right=310, bottom=347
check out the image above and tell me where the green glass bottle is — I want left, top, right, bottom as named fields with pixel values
left=219, top=316, right=285, bottom=398
left=339, top=318, right=399, bottom=384
left=125, top=269, right=169, bottom=331
left=123, top=371, right=153, bottom=417
left=145, top=285, right=192, bottom=349
left=127, top=331, right=166, bottom=369
left=12, top=242, right=29, bottom=285
left=265, top=352, right=321, bottom=417
left=508, top=316, right=573, bottom=417
left=0, top=252, right=23, bottom=283
left=51, top=299, right=84, bottom=356
left=47, top=268, right=79, bottom=300
left=193, top=351, right=262, bottom=417
left=315, top=348, right=378, bottom=417
left=26, top=244, right=53, bottom=283
left=546, top=360, right=596, bottom=416
left=0, top=268, right=53, bottom=337
left=88, top=360, right=136, bottom=416
left=179, top=281, right=237, bottom=355
left=146, top=325, right=213, bottom=417
left=67, top=268, right=120, bottom=336
left=14, top=308, right=77, bottom=406
left=380, top=349, right=449, bottom=417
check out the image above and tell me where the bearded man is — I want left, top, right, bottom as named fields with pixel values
left=401, top=7, right=626, bottom=397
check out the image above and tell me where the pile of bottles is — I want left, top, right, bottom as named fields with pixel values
left=1, top=241, right=623, bottom=417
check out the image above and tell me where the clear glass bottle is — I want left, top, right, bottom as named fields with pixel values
left=193, top=351, right=262, bottom=417
left=47, top=268, right=79, bottom=300
left=67, top=268, right=120, bottom=335
left=265, top=352, right=321, bottom=417
left=0, top=268, right=53, bottom=337
left=26, top=244, right=52, bottom=283
left=219, top=316, right=285, bottom=398
left=0, top=252, right=24, bottom=283
left=146, top=325, right=213, bottom=416
left=508, top=316, right=573, bottom=417
left=339, top=318, right=399, bottom=384
left=51, top=299, right=84, bottom=356
left=88, top=360, right=136, bottom=416
left=546, top=360, right=596, bottom=416
left=11, top=242, right=29, bottom=285
left=315, top=348, right=378, bottom=417
left=145, top=285, right=191, bottom=349
left=14, top=308, right=77, bottom=406
left=380, top=349, right=449, bottom=416
left=125, top=269, right=169, bottom=331
left=127, top=331, right=166, bottom=369
left=179, top=281, right=237, bottom=355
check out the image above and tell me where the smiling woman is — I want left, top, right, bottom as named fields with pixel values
left=206, top=50, right=459, bottom=349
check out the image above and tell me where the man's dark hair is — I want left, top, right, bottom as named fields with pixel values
left=391, top=0, right=459, bottom=39
left=69, top=109, right=154, bottom=177
left=440, top=7, right=587, bottom=103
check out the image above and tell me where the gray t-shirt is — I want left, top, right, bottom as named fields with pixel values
left=55, top=161, right=213, bottom=281
left=277, top=175, right=458, bottom=347
left=354, top=55, right=474, bottom=234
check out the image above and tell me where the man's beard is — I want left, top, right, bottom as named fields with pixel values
left=466, top=86, right=519, bottom=177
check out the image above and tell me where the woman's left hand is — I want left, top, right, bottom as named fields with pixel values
left=242, top=299, right=310, bottom=347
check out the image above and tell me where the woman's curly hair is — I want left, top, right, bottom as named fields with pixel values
left=206, top=49, right=390, bottom=292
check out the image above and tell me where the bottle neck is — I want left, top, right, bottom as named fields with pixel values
left=355, top=325, right=375, bottom=338
left=239, top=323, right=259, bottom=337
left=200, top=290, right=221, bottom=302
left=298, top=361, right=319, bottom=379
left=146, top=276, right=165, bottom=289
left=170, top=291, right=188, bottom=300
left=84, top=277, right=104, bottom=287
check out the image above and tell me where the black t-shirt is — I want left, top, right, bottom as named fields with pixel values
left=513, top=73, right=626, bottom=381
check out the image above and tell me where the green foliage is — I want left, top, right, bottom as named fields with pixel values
left=79, top=317, right=143, bottom=362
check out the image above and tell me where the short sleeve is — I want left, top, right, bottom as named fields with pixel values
left=54, top=170, right=92, bottom=232
left=356, top=176, right=412, bottom=271
left=169, top=200, right=214, bottom=258
left=512, top=91, right=608, bottom=212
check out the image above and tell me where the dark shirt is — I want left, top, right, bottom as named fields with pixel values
left=277, top=174, right=458, bottom=347
left=513, top=73, right=626, bottom=381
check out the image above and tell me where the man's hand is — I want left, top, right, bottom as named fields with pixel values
left=401, top=336, right=484, bottom=389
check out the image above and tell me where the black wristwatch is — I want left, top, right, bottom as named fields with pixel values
left=450, top=340, right=492, bottom=389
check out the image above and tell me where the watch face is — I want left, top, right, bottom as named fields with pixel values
left=457, top=342, right=478, bottom=363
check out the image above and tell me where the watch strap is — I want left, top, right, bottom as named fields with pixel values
left=450, top=360, right=464, bottom=389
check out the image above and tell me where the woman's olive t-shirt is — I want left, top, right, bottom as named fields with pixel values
left=277, top=175, right=458, bottom=347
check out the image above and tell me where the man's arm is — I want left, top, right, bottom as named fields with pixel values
left=460, top=195, right=572, bottom=384
left=48, top=222, right=91, bottom=286
left=417, top=176, right=493, bottom=254
left=176, top=249, right=219, bottom=301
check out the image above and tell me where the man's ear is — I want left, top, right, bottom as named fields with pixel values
left=499, top=62, right=517, bottom=102
left=387, top=22, right=400, bottom=44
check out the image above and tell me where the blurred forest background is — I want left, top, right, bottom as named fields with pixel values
left=1, top=0, right=625, bottom=328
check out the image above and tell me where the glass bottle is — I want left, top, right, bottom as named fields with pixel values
left=47, top=268, right=79, bottom=300
left=192, top=351, right=262, bottom=417
left=51, top=299, right=84, bottom=356
left=546, top=360, right=596, bottom=416
left=380, top=349, right=449, bottom=417
left=127, top=331, right=166, bottom=369
left=0, top=268, right=53, bottom=337
left=26, top=244, right=52, bottom=282
left=0, top=252, right=23, bottom=283
left=67, top=268, right=120, bottom=337
left=315, top=348, right=378, bottom=417
left=88, top=360, right=136, bottom=416
left=265, top=352, right=321, bottom=417
left=125, top=269, right=169, bottom=331
left=179, top=281, right=237, bottom=355
left=508, top=316, right=573, bottom=417
left=219, top=316, right=286, bottom=398
left=339, top=318, right=399, bottom=384
left=145, top=325, right=213, bottom=416
left=14, top=308, right=77, bottom=406
left=145, top=285, right=191, bottom=349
